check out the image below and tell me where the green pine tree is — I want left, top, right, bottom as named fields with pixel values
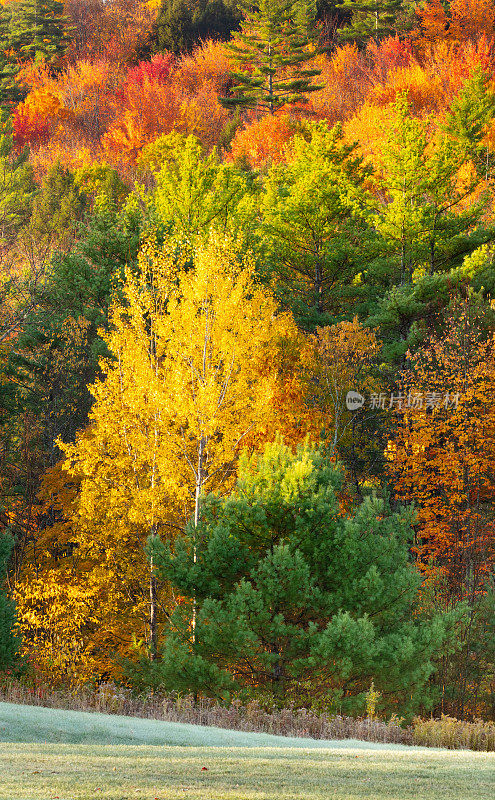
left=261, top=121, right=372, bottom=330
left=0, top=0, right=70, bottom=109
left=221, top=0, right=324, bottom=114
left=146, top=133, right=257, bottom=252
left=0, top=531, right=19, bottom=671
left=363, top=91, right=495, bottom=363
left=0, top=195, right=143, bottom=581
left=153, top=0, right=241, bottom=55
left=138, top=439, right=458, bottom=714
left=21, top=161, right=86, bottom=271
left=443, top=68, right=495, bottom=191
left=7, top=195, right=142, bottom=460
left=336, top=0, right=403, bottom=43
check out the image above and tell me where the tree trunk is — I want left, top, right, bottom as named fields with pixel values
left=192, top=435, right=206, bottom=641
left=149, top=553, right=158, bottom=661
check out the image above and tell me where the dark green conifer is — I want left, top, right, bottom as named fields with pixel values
left=0, top=0, right=70, bottom=109
left=336, top=0, right=403, bottom=43
left=221, top=0, right=324, bottom=114
left=0, top=532, right=19, bottom=672
left=138, top=440, right=457, bottom=714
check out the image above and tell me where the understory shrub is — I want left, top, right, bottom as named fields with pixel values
left=413, top=714, right=495, bottom=751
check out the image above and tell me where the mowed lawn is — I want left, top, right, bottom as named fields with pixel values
left=0, top=702, right=494, bottom=800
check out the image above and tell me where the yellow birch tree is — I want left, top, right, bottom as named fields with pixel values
left=18, top=233, right=296, bottom=682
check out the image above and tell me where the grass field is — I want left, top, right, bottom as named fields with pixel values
left=1, top=702, right=494, bottom=800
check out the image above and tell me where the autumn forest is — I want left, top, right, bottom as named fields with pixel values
left=0, top=0, right=494, bottom=725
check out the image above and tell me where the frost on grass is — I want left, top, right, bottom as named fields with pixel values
left=0, top=701, right=415, bottom=749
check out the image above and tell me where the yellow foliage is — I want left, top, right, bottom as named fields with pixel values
left=309, top=45, right=367, bottom=125
left=177, top=86, right=230, bottom=151
left=303, top=318, right=381, bottom=455
left=173, top=40, right=233, bottom=96
left=18, top=234, right=300, bottom=682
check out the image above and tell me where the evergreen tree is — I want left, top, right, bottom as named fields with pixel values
left=153, top=0, right=241, bottom=55
left=0, top=0, right=70, bottom=108
left=0, top=112, right=37, bottom=347
left=261, top=121, right=372, bottom=330
left=141, top=440, right=458, bottom=714
left=147, top=133, right=256, bottom=253
left=0, top=113, right=36, bottom=254
left=375, top=96, right=490, bottom=285
left=20, top=161, right=86, bottom=271
left=8, top=196, right=143, bottom=462
left=443, top=68, right=495, bottom=191
left=362, top=93, right=495, bottom=363
left=336, top=0, right=403, bottom=43
left=0, top=532, right=19, bottom=671
left=221, top=0, right=324, bottom=114
left=0, top=197, right=143, bottom=590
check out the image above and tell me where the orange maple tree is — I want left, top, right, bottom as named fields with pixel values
left=229, top=112, right=304, bottom=170
left=387, top=303, right=495, bottom=602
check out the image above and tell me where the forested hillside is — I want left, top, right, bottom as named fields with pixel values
left=0, top=0, right=494, bottom=723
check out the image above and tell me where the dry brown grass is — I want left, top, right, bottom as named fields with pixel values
left=0, top=678, right=409, bottom=744
left=413, top=714, right=495, bottom=751
left=2, top=679, right=494, bottom=750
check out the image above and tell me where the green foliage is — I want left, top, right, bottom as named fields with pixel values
left=142, top=439, right=457, bottom=714
left=146, top=133, right=257, bottom=251
left=7, top=198, right=143, bottom=459
left=336, top=0, right=403, bottom=43
left=221, top=0, right=324, bottom=114
left=153, top=0, right=241, bottom=55
left=443, top=68, right=495, bottom=181
left=0, top=532, right=19, bottom=671
left=21, top=162, right=86, bottom=268
left=0, top=113, right=36, bottom=250
left=74, top=163, right=129, bottom=211
left=0, top=0, right=70, bottom=108
left=262, top=121, right=372, bottom=330
left=375, top=95, right=489, bottom=284
left=362, top=94, right=495, bottom=362
left=430, top=580, right=495, bottom=721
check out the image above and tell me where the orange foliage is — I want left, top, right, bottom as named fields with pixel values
left=173, top=39, right=233, bottom=96
left=177, top=85, right=230, bottom=151
left=451, top=0, right=495, bottom=40
left=12, top=63, right=60, bottom=149
left=366, top=36, right=414, bottom=83
left=309, top=45, right=367, bottom=125
left=229, top=113, right=304, bottom=170
left=345, top=35, right=495, bottom=165
left=102, top=80, right=180, bottom=166
left=64, top=0, right=157, bottom=66
left=415, top=0, right=495, bottom=51
left=423, top=36, right=495, bottom=100
left=168, top=40, right=234, bottom=152
left=13, top=58, right=120, bottom=170
left=387, top=306, right=495, bottom=600
left=54, top=59, right=119, bottom=142
left=415, top=0, right=451, bottom=47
